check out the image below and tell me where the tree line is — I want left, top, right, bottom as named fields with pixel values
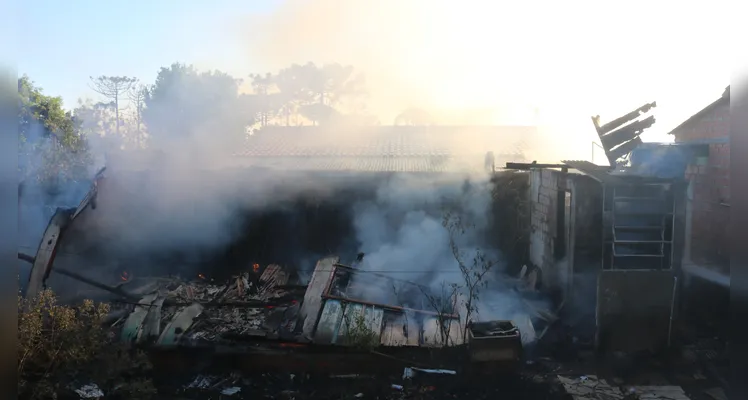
left=20, top=62, right=429, bottom=190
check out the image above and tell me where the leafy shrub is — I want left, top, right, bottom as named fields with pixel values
left=18, top=289, right=156, bottom=399
left=343, top=310, right=380, bottom=350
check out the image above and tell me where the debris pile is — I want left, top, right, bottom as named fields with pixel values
left=168, top=265, right=292, bottom=304
left=119, top=264, right=304, bottom=346
left=557, top=375, right=692, bottom=400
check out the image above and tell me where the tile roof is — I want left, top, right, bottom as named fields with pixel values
left=233, top=125, right=537, bottom=172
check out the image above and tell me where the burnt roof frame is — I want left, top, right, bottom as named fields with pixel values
left=592, top=101, right=657, bottom=166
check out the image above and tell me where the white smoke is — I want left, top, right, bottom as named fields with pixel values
left=346, top=172, right=545, bottom=332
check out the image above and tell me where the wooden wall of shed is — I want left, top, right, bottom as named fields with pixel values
left=570, top=176, right=603, bottom=274
left=489, top=171, right=531, bottom=275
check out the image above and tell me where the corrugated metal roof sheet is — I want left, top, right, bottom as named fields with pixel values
left=561, top=160, right=624, bottom=184
left=561, top=160, right=610, bottom=172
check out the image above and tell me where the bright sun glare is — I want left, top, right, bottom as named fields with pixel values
left=239, top=0, right=729, bottom=160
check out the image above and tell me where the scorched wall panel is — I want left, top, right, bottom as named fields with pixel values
left=596, top=270, right=676, bottom=353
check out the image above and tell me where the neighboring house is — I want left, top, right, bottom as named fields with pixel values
left=232, top=125, right=536, bottom=173
left=667, top=87, right=730, bottom=277
left=104, top=125, right=536, bottom=174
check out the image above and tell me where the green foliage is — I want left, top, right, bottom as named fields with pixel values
left=420, top=281, right=460, bottom=345
left=18, top=75, right=93, bottom=188
left=18, top=289, right=156, bottom=400
left=73, top=99, right=117, bottom=139
left=144, top=63, right=251, bottom=145
left=88, top=76, right=139, bottom=141
left=252, top=62, right=369, bottom=126
left=73, top=98, right=147, bottom=152
left=342, top=308, right=380, bottom=350
left=441, top=210, right=497, bottom=341
left=89, top=76, right=138, bottom=99
left=133, top=62, right=372, bottom=144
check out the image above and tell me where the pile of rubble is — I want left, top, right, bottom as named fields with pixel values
left=117, top=264, right=305, bottom=346
left=168, top=265, right=292, bottom=304
left=172, top=271, right=300, bottom=341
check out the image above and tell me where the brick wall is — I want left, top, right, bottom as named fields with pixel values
left=671, top=101, right=729, bottom=142
left=684, top=152, right=730, bottom=269
left=673, top=100, right=730, bottom=271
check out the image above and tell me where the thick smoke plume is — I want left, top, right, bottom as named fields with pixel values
left=20, top=60, right=548, bottom=341
left=347, top=172, right=546, bottom=334
left=28, top=142, right=545, bottom=336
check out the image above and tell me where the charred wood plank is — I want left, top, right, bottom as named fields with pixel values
left=608, top=136, right=644, bottom=162
left=321, top=294, right=458, bottom=319
left=599, top=115, right=655, bottom=151
left=595, top=101, right=656, bottom=135
left=504, top=162, right=568, bottom=171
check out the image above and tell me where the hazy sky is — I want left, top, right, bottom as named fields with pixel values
left=16, top=0, right=730, bottom=160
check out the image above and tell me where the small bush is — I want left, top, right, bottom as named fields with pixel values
left=343, top=310, right=380, bottom=350
left=18, top=289, right=156, bottom=399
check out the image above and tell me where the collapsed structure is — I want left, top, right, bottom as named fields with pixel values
left=114, top=257, right=476, bottom=348
left=20, top=125, right=550, bottom=374
left=23, top=218, right=528, bottom=373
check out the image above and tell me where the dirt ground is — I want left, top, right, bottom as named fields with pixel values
left=152, top=371, right=566, bottom=400
left=142, top=330, right=727, bottom=400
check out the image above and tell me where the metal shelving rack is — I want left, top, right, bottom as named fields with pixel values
left=603, top=184, right=675, bottom=270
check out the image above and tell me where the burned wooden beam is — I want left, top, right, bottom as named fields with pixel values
left=23, top=172, right=103, bottom=301
left=321, top=294, right=459, bottom=319
left=608, top=136, right=644, bottom=162
left=19, top=251, right=140, bottom=301
left=54, top=267, right=141, bottom=302
left=504, top=162, right=568, bottom=171
left=591, top=101, right=657, bottom=164
left=594, top=101, right=656, bottom=135
left=599, top=115, right=655, bottom=151
left=18, top=252, right=35, bottom=264
left=24, top=208, right=75, bottom=301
